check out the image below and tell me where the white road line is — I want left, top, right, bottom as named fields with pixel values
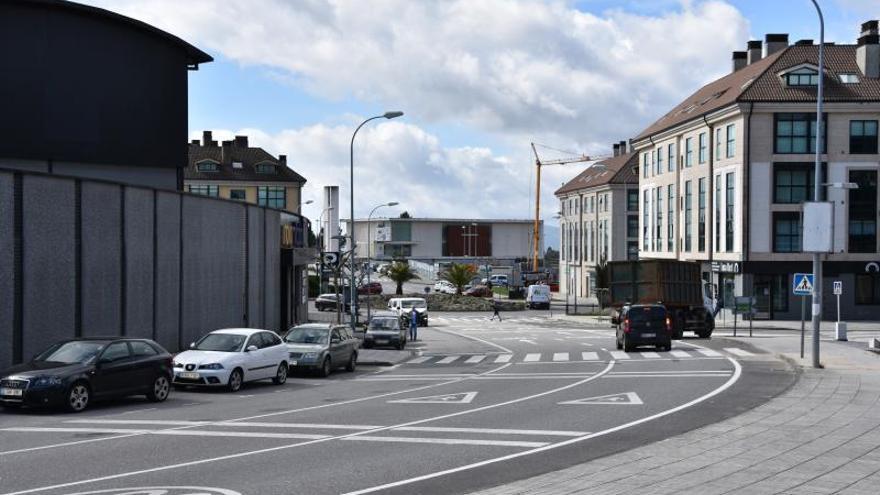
left=724, top=348, right=755, bottom=357
left=395, top=427, right=588, bottom=437
left=436, top=356, right=460, bottom=364
left=609, top=351, right=630, bottom=359
left=344, top=436, right=548, bottom=448
left=640, top=352, right=661, bottom=359
left=669, top=350, right=691, bottom=358
left=431, top=327, right=514, bottom=354
left=0, top=427, right=329, bottom=440
left=494, top=354, right=513, bottom=363
left=581, top=352, right=598, bottom=361
left=605, top=373, right=731, bottom=378
left=465, top=355, right=486, bottom=364
left=552, top=353, right=569, bottom=362
left=67, top=420, right=381, bottom=430
left=523, top=353, right=541, bottom=362
left=407, top=356, right=432, bottom=364
left=697, top=349, right=723, bottom=357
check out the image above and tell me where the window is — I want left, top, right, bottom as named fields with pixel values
left=685, top=138, right=694, bottom=167
left=130, top=341, right=158, bottom=357
left=603, top=193, right=609, bottom=212
left=655, top=187, right=663, bottom=252
left=627, top=215, right=638, bottom=238
left=627, top=241, right=639, bottom=261
left=715, top=128, right=722, bottom=161
left=255, top=163, right=276, bottom=174
left=714, top=174, right=721, bottom=252
left=656, top=147, right=663, bottom=174
left=232, top=161, right=243, bottom=169
left=188, top=185, right=219, bottom=197
left=839, top=73, right=860, bottom=84
left=603, top=219, right=609, bottom=259
left=725, top=124, right=736, bottom=158
left=643, top=153, right=649, bottom=178
left=773, top=212, right=802, bottom=253
left=100, top=342, right=131, bottom=363
left=775, top=113, right=826, bottom=154
left=698, top=132, right=707, bottom=164
left=627, top=190, right=638, bottom=212
left=785, top=67, right=819, bottom=86
left=773, top=163, right=826, bottom=203
left=850, top=121, right=878, bottom=154
left=230, top=189, right=246, bottom=201
left=258, top=186, right=286, bottom=209
left=726, top=173, right=735, bottom=252
left=589, top=196, right=594, bottom=213
left=196, top=161, right=219, bottom=172
left=855, top=274, right=880, bottom=305
left=643, top=190, right=650, bottom=251
left=684, top=181, right=692, bottom=252
left=849, top=170, right=877, bottom=253
left=667, top=143, right=675, bottom=172
left=698, top=178, right=706, bottom=252
left=667, top=184, right=674, bottom=252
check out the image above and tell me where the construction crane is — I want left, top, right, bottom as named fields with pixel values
left=530, top=142, right=610, bottom=272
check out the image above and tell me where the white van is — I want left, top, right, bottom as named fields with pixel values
left=526, top=284, right=551, bottom=310
left=388, top=297, right=429, bottom=326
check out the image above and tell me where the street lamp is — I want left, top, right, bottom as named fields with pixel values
left=350, top=111, right=404, bottom=333
left=810, top=0, right=824, bottom=369
left=366, top=201, right=399, bottom=321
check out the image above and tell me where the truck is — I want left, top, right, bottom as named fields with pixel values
left=607, top=260, right=716, bottom=338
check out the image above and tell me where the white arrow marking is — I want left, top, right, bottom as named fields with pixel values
left=558, top=392, right=644, bottom=406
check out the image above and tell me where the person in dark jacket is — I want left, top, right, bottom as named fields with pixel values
left=490, top=299, right=502, bottom=322
left=409, top=307, right=419, bottom=340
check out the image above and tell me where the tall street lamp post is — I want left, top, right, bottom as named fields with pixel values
left=810, top=0, right=824, bottom=369
left=349, top=111, right=404, bottom=333
left=366, top=201, right=399, bottom=322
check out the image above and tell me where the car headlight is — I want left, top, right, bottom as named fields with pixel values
left=34, top=376, right=63, bottom=387
left=303, top=352, right=318, bottom=359
left=198, top=363, right=224, bottom=370
left=173, top=361, right=183, bottom=368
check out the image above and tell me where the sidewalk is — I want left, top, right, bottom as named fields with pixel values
left=469, top=331, right=880, bottom=495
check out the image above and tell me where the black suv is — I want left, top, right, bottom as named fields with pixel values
left=616, top=304, right=672, bottom=352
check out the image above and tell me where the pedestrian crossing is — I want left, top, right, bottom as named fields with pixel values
left=404, top=347, right=756, bottom=366
left=433, top=316, right=553, bottom=323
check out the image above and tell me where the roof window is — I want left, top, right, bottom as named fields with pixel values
left=839, top=73, right=860, bottom=84
left=196, top=161, right=219, bottom=172
left=255, top=163, right=277, bottom=174
left=785, top=67, right=819, bottom=86
left=232, top=161, right=243, bottom=169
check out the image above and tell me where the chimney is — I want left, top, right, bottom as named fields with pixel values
left=858, top=20, right=880, bottom=78
left=619, top=140, right=627, bottom=154
left=612, top=143, right=620, bottom=157
left=747, top=40, right=762, bottom=64
left=202, top=130, right=216, bottom=147
left=732, top=51, right=747, bottom=72
left=234, top=135, right=248, bottom=148
left=764, top=34, right=789, bottom=56
left=794, top=39, right=814, bottom=46
left=190, top=139, right=200, bottom=145
left=279, top=154, right=287, bottom=166
left=221, top=140, right=232, bottom=162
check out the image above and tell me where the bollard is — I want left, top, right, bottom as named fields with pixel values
left=835, top=322, right=847, bottom=341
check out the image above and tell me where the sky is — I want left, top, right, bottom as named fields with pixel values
left=85, top=0, right=878, bottom=248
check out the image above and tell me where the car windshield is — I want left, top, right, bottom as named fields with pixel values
left=194, top=333, right=246, bottom=352
left=369, top=318, right=398, bottom=331
left=401, top=300, right=427, bottom=309
left=628, top=307, right=666, bottom=321
left=35, top=341, right=105, bottom=364
left=285, top=327, right=329, bottom=345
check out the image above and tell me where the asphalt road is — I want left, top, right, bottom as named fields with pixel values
left=0, top=311, right=796, bottom=495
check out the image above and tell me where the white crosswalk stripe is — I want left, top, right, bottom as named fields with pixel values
left=465, top=355, right=486, bottom=364
left=696, top=349, right=723, bottom=357
left=609, top=351, right=630, bottom=360
left=437, top=356, right=460, bottom=364
left=724, top=347, right=755, bottom=357
left=524, top=353, right=541, bottom=362
left=669, top=350, right=691, bottom=358
left=407, top=356, right=431, bottom=364
left=552, top=353, right=569, bottom=362
left=494, top=354, right=513, bottom=363
left=640, top=352, right=661, bottom=359
left=400, top=348, right=749, bottom=366
left=581, top=352, right=598, bottom=361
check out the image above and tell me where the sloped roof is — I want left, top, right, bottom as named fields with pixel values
left=186, top=142, right=306, bottom=183
left=555, top=152, right=638, bottom=196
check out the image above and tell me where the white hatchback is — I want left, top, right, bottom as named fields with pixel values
left=172, top=328, right=289, bottom=392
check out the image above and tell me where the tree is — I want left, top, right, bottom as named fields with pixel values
left=544, top=247, right=559, bottom=268
left=386, top=261, right=418, bottom=295
left=399, top=211, right=411, bottom=219
left=440, top=263, right=477, bottom=295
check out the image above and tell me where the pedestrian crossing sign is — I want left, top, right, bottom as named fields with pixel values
left=792, top=273, right=814, bottom=296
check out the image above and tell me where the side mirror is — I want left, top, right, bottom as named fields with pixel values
left=189, top=342, right=195, bottom=349
left=246, top=345, right=258, bottom=352
left=331, top=338, right=341, bottom=345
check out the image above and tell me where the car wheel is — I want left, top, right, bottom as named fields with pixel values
left=66, top=382, right=90, bottom=413
left=272, top=363, right=288, bottom=385
left=346, top=352, right=357, bottom=372
left=147, top=375, right=171, bottom=402
left=319, top=357, right=332, bottom=378
left=623, top=337, right=634, bottom=353
left=363, top=342, right=373, bottom=349
left=616, top=339, right=623, bottom=350
left=396, top=341, right=403, bottom=350
left=227, top=369, right=244, bottom=392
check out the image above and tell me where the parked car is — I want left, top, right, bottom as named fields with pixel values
left=284, top=324, right=359, bottom=377
left=388, top=297, right=429, bottom=326
left=464, top=285, right=493, bottom=297
left=358, top=282, right=383, bottom=295
left=526, top=284, right=552, bottom=309
left=364, top=312, right=407, bottom=350
left=315, top=293, right=350, bottom=312
left=0, top=337, right=173, bottom=412
left=489, top=274, right=509, bottom=287
left=433, top=280, right=457, bottom=294
left=172, top=329, right=289, bottom=392
left=616, top=304, right=673, bottom=352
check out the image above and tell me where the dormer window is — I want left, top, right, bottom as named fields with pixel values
left=839, top=73, right=860, bottom=84
left=785, top=67, right=819, bottom=86
left=196, top=161, right=219, bottom=172
left=232, top=161, right=243, bottom=169
left=255, top=163, right=276, bottom=174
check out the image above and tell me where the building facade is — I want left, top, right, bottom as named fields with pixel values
left=186, top=131, right=306, bottom=214
left=632, top=22, right=880, bottom=320
left=556, top=143, right=640, bottom=298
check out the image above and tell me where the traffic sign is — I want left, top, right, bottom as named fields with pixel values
left=792, top=273, right=814, bottom=296
left=322, top=251, right=340, bottom=267
left=833, top=281, right=842, bottom=295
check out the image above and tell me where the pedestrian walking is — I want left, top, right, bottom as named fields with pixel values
left=490, top=299, right=502, bottom=322
left=409, top=307, right=419, bottom=341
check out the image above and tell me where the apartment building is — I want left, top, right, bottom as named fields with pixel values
left=556, top=143, right=640, bottom=298
left=185, top=131, right=306, bottom=213
left=633, top=21, right=880, bottom=320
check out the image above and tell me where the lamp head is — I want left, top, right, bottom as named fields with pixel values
left=383, top=111, right=404, bottom=119
left=304, top=200, right=314, bottom=205
left=387, top=201, right=399, bottom=207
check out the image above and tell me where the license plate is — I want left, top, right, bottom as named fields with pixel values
left=642, top=333, right=656, bottom=338
left=180, top=372, right=200, bottom=379
left=290, top=361, right=298, bottom=366
left=376, top=340, right=388, bottom=344
left=1, top=388, right=23, bottom=397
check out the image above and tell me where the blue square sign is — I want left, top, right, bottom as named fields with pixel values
left=793, top=273, right=814, bottom=296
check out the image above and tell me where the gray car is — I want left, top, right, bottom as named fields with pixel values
left=364, top=313, right=407, bottom=350
left=284, top=324, right=359, bottom=377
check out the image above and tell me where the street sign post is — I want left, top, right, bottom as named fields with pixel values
left=833, top=281, right=846, bottom=341
left=732, top=296, right=755, bottom=337
left=793, top=273, right=814, bottom=357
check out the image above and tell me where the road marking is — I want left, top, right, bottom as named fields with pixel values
left=396, top=427, right=588, bottom=437
left=407, top=356, right=431, bottom=364
left=494, top=354, right=513, bottom=363
left=519, top=339, right=538, bottom=345
left=670, top=350, right=691, bottom=358
left=559, top=392, right=643, bottom=406
left=696, top=349, right=723, bottom=357
left=581, top=352, right=598, bottom=360
left=67, top=420, right=381, bottom=430
left=345, top=436, right=548, bottom=448
left=640, top=352, right=661, bottom=359
left=0, top=427, right=329, bottom=440
left=605, top=373, right=731, bottom=378
left=552, top=353, right=569, bottom=362
left=609, top=351, right=630, bottom=359
left=724, top=348, right=755, bottom=357
left=465, top=355, right=486, bottom=364
left=388, top=391, right=478, bottom=404
left=436, top=356, right=460, bottom=364
left=523, top=353, right=541, bottom=362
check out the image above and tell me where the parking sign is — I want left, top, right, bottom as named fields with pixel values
left=833, top=281, right=842, bottom=295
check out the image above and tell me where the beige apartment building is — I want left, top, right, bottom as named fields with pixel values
left=556, top=143, right=639, bottom=298
left=633, top=22, right=880, bottom=320
left=185, top=131, right=305, bottom=213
